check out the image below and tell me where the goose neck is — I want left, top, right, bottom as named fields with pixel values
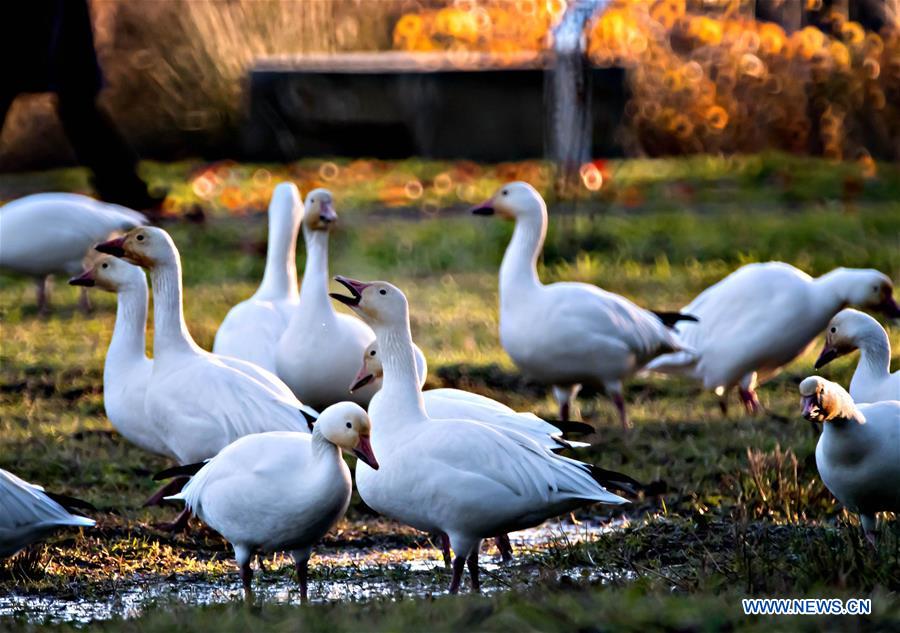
left=311, top=428, right=341, bottom=464
left=149, top=260, right=202, bottom=358
left=298, top=229, right=334, bottom=317
left=814, top=271, right=855, bottom=314
left=256, top=210, right=300, bottom=301
left=374, top=322, right=427, bottom=421
left=854, top=328, right=891, bottom=379
left=499, top=212, right=545, bottom=302
left=108, top=281, right=149, bottom=365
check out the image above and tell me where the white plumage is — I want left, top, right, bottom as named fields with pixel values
left=213, top=183, right=303, bottom=372
left=648, top=262, right=899, bottom=412
left=0, top=469, right=95, bottom=559
left=799, top=376, right=900, bottom=544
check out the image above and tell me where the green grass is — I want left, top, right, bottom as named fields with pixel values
left=1, top=155, right=899, bottom=631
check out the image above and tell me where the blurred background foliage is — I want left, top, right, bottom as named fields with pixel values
left=2, top=0, right=900, bottom=170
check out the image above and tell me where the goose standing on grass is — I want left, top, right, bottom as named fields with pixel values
left=0, top=469, right=95, bottom=558
left=167, top=402, right=379, bottom=602
left=96, top=227, right=318, bottom=530
left=276, top=189, right=377, bottom=409
left=471, top=182, right=695, bottom=430
left=647, top=263, right=899, bottom=414
left=213, top=183, right=303, bottom=372
left=330, top=276, right=632, bottom=593
left=68, top=256, right=170, bottom=458
left=799, top=376, right=900, bottom=545
left=815, top=309, right=899, bottom=404
left=0, top=193, right=147, bottom=314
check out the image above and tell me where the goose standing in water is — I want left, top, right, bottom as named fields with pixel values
left=0, top=469, right=95, bottom=558
left=96, top=227, right=318, bottom=530
left=471, top=182, right=694, bottom=429
left=815, top=309, right=899, bottom=403
left=647, top=263, right=899, bottom=413
left=276, top=189, right=377, bottom=409
left=799, top=376, right=900, bottom=545
left=69, top=256, right=171, bottom=458
left=167, top=402, right=378, bottom=602
left=213, top=183, right=303, bottom=373
left=331, top=276, right=632, bottom=593
left=0, top=193, right=146, bottom=313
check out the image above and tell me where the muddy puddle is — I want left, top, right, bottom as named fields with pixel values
left=1, top=518, right=635, bottom=624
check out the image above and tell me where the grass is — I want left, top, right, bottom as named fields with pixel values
left=0, top=155, right=899, bottom=631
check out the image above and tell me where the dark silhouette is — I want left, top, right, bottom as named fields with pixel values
left=0, top=0, right=162, bottom=210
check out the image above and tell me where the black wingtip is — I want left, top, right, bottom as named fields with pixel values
left=588, top=465, right=646, bottom=497
left=652, top=311, right=699, bottom=328
left=44, top=491, right=96, bottom=513
left=153, top=461, right=207, bottom=481
left=300, top=408, right=319, bottom=431
left=546, top=420, right=596, bottom=435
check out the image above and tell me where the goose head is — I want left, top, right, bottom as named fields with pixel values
left=303, top=188, right=337, bottom=233
left=314, top=401, right=378, bottom=469
left=799, top=376, right=865, bottom=425
left=815, top=309, right=880, bottom=369
left=350, top=341, right=381, bottom=393
left=470, top=181, right=545, bottom=221
left=829, top=269, right=899, bottom=318
left=330, top=276, right=407, bottom=329
left=68, top=255, right=145, bottom=293
left=95, top=226, right=177, bottom=269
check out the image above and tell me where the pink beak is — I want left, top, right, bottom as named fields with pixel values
left=469, top=198, right=495, bottom=216
left=68, top=269, right=96, bottom=287
left=95, top=235, right=127, bottom=257
left=319, top=200, right=337, bottom=224
left=330, top=276, right=372, bottom=307
left=801, top=395, right=819, bottom=420
left=353, top=435, right=379, bottom=470
left=349, top=364, right=374, bottom=393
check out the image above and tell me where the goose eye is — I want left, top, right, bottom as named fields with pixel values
left=102, top=263, right=108, bottom=269
left=136, top=235, right=144, bottom=241
left=379, top=289, right=386, bottom=295
left=369, top=350, right=376, bottom=356
left=830, top=327, right=836, bottom=333
left=502, top=190, right=508, bottom=196
left=345, top=422, right=352, bottom=429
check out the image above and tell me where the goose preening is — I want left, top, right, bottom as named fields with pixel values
left=0, top=469, right=95, bottom=558
left=167, top=401, right=378, bottom=602
left=471, top=182, right=695, bottom=430
left=330, top=276, right=632, bottom=593
left=647, top=263, right=899, bottom=414
left=213, top=183, right=303, bottom=373
left=815, top=309, right=899, bottom=404
left=799, top=376, right=900, bottom=545
left=0, top=193, right=147, bottom=313
left=95, top=227, right=318, bottom=529
left=276, top=189, right=377, bottom=409
left=68, top=256, right=171, bottom=458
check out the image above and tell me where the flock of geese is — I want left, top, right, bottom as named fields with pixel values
left=0, top=183, right=898, bottom=600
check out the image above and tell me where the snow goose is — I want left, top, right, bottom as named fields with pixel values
left=815, top=309, right=899, bottom=404
left=0, top=193, right=146, bottom=313
left=276, top=189, right=376, bottom=409
left=799, top=376, right=900, bottom=545
left=330, top=276, right=631, bottom=593
left=471, top=182, right=695, bottom=430
left=167, top=401, right=377, bottom=601
left=0, top=469, right=95, bottom=558
left=213, top=183, right=303, bottom=372
left=68, top=256, right=170, bottom=458
left=95, top=227, right=318, bottom=529
left=647, top=263, right=899, bottom=413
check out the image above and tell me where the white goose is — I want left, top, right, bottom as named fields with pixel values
left=168, top=402, right=379, bottom=602
left=799, top=376, right=900, bottom=545
left=351, top=340, right=590, bottom=452
left=276, top=189, right=377, bottom=409
left=815, top=309, right=899, bottom=404
left=95, top=227, right=318, bottom=528
left=0, top=469, right=95, bottom=558
left=647, top=263, right=899, bottom=413
left=213, top=183, right=303, bottom=372
left=331, top=277, right=630, bottom=593
left=0, top=193, right=147, bottom=313
left=472, top=182, right=694, bottom=429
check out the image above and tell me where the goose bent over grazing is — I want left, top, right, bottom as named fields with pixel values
left=331, top=276, right=630, bottom=593
left=213, top=183, right=303, bottom=372
left=96, top=227, right=318, bottom=529
left=815, top=309, right=899, bottom=404
left=276, top=189, right=377, bottom=409
left=1, top=469, right=95, bottom=558
left=647, top=263, right=899, bottom=413
left=168, top=402, right=378, bottom=602
left=0, top=193, right=146, bottom=313
left=472, top=182, right=694, bottom=429
left=799, top=377, right=900, bottom=545
left=69, top=256, right=170, bottom=457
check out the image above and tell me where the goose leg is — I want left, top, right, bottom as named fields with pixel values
left=36, top=276, right=50, bottom=315
left=291, top=548, right=312, bottom=604
left=257, top=554, right=267, bottom=573
left=78, top=287, right=92, bottom=314
left=609, top=383, right=631, bottom=430
left=440, top=532, right=452, bottom=567
left=494, top=534, right=513, bottom=563
left=449, top=556, right=466, bottom=594
left=861, top=514, right=877, bottom=548
left=143, top=476, right=190, bottom=507
left=738, top=387, right=760, bottom=415
left=155, top=507, right=191, bottom=533
left=467, top=549, right=481, bottom=593
left=553, top=384, right=581, bottom=421
left=235, top=545, right=254, bottom=603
